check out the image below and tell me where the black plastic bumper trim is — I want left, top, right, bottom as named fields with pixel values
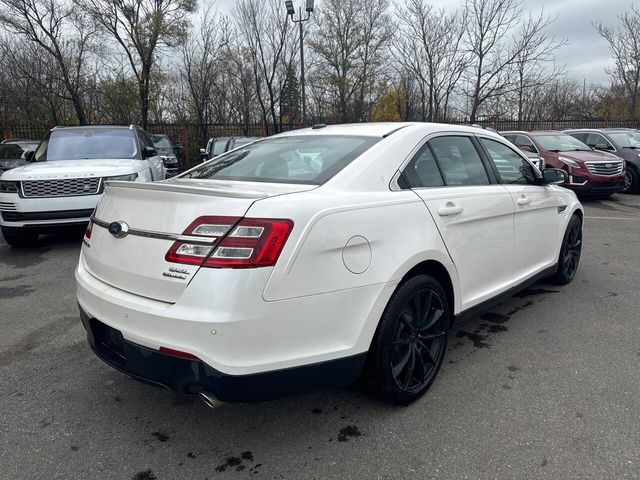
left=79, top=308, right=367, bottom=403
left=1, top=208, right=93, bottom=222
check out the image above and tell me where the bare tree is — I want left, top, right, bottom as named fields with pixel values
left=0, top=0, right=95, bottom=124
left=181, top=6, right=230, bottom=143
left=393, top=0, right=468, bottom=122
left=595, top=6, right=640, bottom=118
left=463, top=0, right=562, bottom=122
left=308, top=0, right=392, bottom=123
left=235, top=0, right=297, bottom=134
left=80, top=0, right=196, bottom=129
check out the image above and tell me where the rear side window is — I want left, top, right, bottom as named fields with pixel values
left=400, top=144, right=444, bottom=188
left=183, top=135, right=380, bottom=185
left=429, top=136, right=490, bottom=186
left=480, top=138, right=536, bottom=185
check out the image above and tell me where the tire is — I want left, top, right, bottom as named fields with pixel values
left=366, top=274, right=450, bottom=405
left=550, top=215, right=582, bottom=285
left=1, top=227, right=39, bottom=247
left=622, top=168, right=639, bottom=194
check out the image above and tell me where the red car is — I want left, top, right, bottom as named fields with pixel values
left=502, top=131, right=625, bottom=196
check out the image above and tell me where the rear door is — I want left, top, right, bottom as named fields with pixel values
left=477, top=136, right=561, bottom=283
left=402, top=134, right=515, bottom=311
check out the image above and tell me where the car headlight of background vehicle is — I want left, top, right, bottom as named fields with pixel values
left=0, top=180, right=19, bottom=193
left=557, top=156, right=580, bottom=169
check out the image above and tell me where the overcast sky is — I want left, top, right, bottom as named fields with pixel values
left=214, top=0, right=629, bottom=85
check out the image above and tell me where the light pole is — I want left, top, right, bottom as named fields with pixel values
left=285, top=0, right=314, bottom=126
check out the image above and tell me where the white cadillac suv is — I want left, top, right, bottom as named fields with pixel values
left=0, top=125, right=165, bottom=246
left=75, top=123, right=583, bottom=405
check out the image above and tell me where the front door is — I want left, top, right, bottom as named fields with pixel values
left=478, top=136, right=562, bottom=283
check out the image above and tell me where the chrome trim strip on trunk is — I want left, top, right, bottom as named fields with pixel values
left=91, top=216, right=219, bottom=244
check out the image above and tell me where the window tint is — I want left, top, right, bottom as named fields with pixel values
left=514, top=135, right=538, bottom=153
left=481, top=138, right=537, bottom=185
left=586, top=133, right=613, bottom=150
left=183, top=135, right=379, bottom=185
left=400, top=144, right=444, bottom=188
left=429, top=136, right=489, bottom=186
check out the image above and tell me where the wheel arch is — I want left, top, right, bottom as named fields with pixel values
left=400, top=259, right=457, bottom=327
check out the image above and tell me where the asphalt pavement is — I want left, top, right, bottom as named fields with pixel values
left=1, top=194, right=639, bottom=480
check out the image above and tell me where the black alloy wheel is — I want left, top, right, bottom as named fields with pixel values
left=391, top=289, right=447, bottom=394
left=622, top=168, right=639, bottom=194
left=551, top=215, right=582, bottom=285
left=366, top=274, right=450, bottom=405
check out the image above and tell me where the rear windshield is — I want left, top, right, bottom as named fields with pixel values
left=35, top=128, right=138, bottom=161
left=534, top=134, right=591, bottom=152
left=182, top=135, right=380, bottom=185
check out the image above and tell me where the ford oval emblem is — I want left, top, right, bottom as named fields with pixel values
left=108, top=221, right=129, bottom=239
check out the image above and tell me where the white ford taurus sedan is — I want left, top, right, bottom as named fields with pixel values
left=75, top=123, right=583, bottom=405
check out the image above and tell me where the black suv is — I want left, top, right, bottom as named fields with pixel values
left=564, top=128, right=640, bottom=193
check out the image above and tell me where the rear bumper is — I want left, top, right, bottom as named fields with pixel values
left=80, top=308, right=366, bottom=402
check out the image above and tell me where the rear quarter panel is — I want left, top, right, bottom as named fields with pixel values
left=248, top=189, right=456, bottom=304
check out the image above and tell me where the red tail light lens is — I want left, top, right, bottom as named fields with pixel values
left=85, top=221, right=93, bottom=239
left=165, top=216, right=293, bottom=269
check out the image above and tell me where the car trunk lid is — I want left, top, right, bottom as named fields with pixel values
left=82, top=179, right=314, bottom=303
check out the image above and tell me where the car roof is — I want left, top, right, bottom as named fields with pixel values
left=280, top=122, right=506, bottom=138
left=1, top=138, right=38, bottom=144
left=53, top=125, right=133, bottom=131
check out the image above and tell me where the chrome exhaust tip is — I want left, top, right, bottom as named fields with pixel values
left=198, top=391, right=219, bottom=409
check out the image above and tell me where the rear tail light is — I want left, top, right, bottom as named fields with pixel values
left=85, top=221, right=93, bottom=239
left=165, top=216, right=293, bottom=269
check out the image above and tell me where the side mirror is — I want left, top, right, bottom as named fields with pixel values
left=142, top=146, right=156, bottom=158
left=519, top=145, right=533, bottom=153
left=542, top=168, right=567, bottom=185
left=25, top=151, right=35, bottom=162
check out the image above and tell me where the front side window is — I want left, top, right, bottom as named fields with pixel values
left=480, top=138, right=537, bottom=185
left=400, top=144, right=444, bottom=188
left=428, top=136, right=490, bottom=186
left=212, top=138, right=229, bottom=156
left=183, top=135, right=380, bottom=185
left=35, top=129, right=138, bottom=161
left=514, top=135, right=538, bottom=153
left=585, top=133, right=614, bottom=150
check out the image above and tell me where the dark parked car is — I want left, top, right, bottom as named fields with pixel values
left=151, top=134, right=179, bottom=177
left=0, top=143, right=32, bottom=174
left=501, top=130, right=625, bottom=196
left=564, top=128, right=640, bottom=194
left=1, top=138, right=40, bottom=152
left=200, top=136, right=261, bottom=161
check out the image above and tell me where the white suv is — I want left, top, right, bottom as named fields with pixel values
left=0, top=125, right=165, bottom=246
left=76, top=123, right=583, bottom=405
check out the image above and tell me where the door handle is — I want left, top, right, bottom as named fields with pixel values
left=438, top=202, right=463, bottom=216
left=517, top=196, right=531, bottom=206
